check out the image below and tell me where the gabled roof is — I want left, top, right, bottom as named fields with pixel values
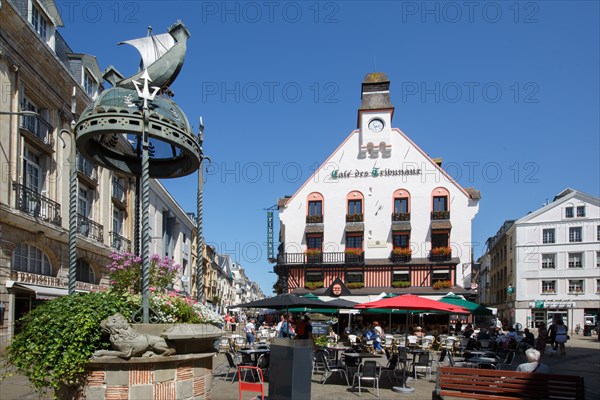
left=516, top=188, right=599, bottom=224
left=281, top=128, right=478, bottom=207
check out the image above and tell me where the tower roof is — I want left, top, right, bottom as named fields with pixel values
left=359, top=72, right=393, bottom=111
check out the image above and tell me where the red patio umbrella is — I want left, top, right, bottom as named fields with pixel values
left=355, top=294, right=469, bottom=314
left=355, top=294, right=468, bottom=394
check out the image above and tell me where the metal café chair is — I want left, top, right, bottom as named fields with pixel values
left=410, top=352, right=432, bottom=380
left=317, top=351, right=350, bottom=386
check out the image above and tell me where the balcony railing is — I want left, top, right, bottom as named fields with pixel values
left=391, top=252, right=412, bottom=263
left=306, top=215, right=323, bottom=223
left=344, top=251, right=364, bottom=264
left=346, top=213, right=363, bottom=222
left=12, top=183, right=62, bottom=226
left=20, top=113, right=53, bottom=147
left=429, top=250, right=452, bottom=262
left=392, top=212, right=411, bottom=221
left=77, top=213, right=104, bottom=243
left=431, top=211, right=450, bottom=220
left=110, top=231, right=131, bottom=252
left=278, top=252, right=364, bottom=265
left=112, top=178, right=126, bottom=203
left=77, top=155, right=98, bottom=182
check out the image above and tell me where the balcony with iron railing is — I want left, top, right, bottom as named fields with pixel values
left=278, top=251, right=364, bottom=265
left=390, top=248, right=412, bottom=263
left=12, top=182, right=62, bottom=226
left=77, top=154, right=98, bottom=184
left=19, top=113, right=53, bottom=148
left=110, top=231, right=131, bottom=253
left=77, top=213, right=104, bottom=243
left=431, top=210, right=450, bottom=220
left=112, top=177, right=126, bottom=205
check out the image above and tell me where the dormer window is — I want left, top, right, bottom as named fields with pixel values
left=31, top=4, right=48, bottom=40
left=84, top=70, right=98, bottom=99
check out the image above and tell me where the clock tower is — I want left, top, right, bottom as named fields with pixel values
left=357, top=72, right=395, bottom=157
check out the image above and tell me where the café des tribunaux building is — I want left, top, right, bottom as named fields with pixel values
left=273, top=73, right=481, bottom=314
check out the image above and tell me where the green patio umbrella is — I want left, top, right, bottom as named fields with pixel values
left=439, top=293, right=493, bottom=315
left=301, top=293, right=322, bottom=301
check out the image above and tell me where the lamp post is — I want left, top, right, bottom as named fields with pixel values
left=506, top=283, right=515, bottom=326
left=196, top=117, right=204, bottom=303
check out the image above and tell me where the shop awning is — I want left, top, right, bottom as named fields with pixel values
left=7, top=281, right=69, bottom=300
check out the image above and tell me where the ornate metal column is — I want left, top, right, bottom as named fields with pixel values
left=196, top=118, right=204, bottom=302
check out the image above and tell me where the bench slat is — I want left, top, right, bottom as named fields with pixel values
left=435, top=366, right=585, bottom=400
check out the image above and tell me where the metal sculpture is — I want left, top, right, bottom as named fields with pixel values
left=75, top=21, right=202, bottom=323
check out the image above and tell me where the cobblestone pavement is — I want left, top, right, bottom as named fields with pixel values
left=1, top=335, right=598, bottom=400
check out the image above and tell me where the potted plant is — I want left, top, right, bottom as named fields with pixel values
left=306, top=215, right=323, bottom=223
left=346, top=282, right=364, bottom=289
left=432, top=280, right=452, bottom=290
left=305, top=248, right=322, bottom=263
left=392, top=280, right=411, bottom=288
left=305, top=281, right=324, bottom=290
left=5, top=252, right=225, bottom=397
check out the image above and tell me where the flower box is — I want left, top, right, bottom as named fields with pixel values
left=433, top=280, right=452, bottom=290
left=346, top=282, right=364, bottom=289
left=392, top=280, right=411, bottom=288
left=305, top=281, right=324, bottom=290
left=345, top=248, right=363, bottom=255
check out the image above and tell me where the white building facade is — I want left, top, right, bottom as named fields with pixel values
left=148, top=180, right=194, bottom=293
left=510, top=189, right=600, bottom=330
left=274, top=73, right=480, bottom=301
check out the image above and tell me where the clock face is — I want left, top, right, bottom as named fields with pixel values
left=368, top=118, right=384, bottom=133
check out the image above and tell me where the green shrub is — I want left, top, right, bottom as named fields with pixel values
left=392, top=280, right=411, bottom=288
left=5, top=292, right=134, bottom=396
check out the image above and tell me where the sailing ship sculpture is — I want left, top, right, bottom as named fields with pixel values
left=75, top=20, right=200, bottom=179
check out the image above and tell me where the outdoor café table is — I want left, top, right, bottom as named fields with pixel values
left=325, top=345, right=351, bottom=364
left=343, top=352, right=385, bottom=366
left=468, top=356, right=501, bottom=369
left=463, top=350, right=496, bottom=360
left=238, top=347, right=270, bottom=366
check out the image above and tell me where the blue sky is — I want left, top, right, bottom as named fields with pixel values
left=57, top=1, right=599, bottom=295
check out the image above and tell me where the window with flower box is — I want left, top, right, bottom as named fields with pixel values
left=568, top=280, right=584, bottom=294
left=541, top=254, right=555, bottom=269
left=345, top=271, right=364, bottom=287
left=568, top=253, right=583, bottom=268
left=541, top=280, right=556, bottom=294
left=346, top=234, right=363, bottom=250
left=392, top=189, right=410, bottom=220
left=305, top=271, right=323, bottom=283
left=542, top=228, right=555, bottom=244
left=569, top=227, right=582, bottom=242
left=431, top=270, right=451, bottom=284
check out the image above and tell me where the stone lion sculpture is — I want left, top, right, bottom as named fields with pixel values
left=93, top=313, right=175, bottom=359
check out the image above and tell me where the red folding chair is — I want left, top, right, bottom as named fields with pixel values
left=238, top=366, right=265, bottom=400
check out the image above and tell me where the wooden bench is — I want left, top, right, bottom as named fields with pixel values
left=433, top=366, right=585, bottom=400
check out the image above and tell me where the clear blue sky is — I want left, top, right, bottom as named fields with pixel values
left=57, top=1, right=599, bottom=295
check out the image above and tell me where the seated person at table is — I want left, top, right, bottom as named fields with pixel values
left=372, top=321, right=384, bottom=352
left=523, top=328, right=535, bottom=347
left=463, top=324, right=475, bottom=338
left=477, top=327, right=491, bottom=340
left=516, top=348, right=550, bottom=373
left=413, top=326, right=425, bottom=338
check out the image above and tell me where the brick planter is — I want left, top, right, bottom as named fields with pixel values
left=61, top=353, right=215, bottom=400
left=59, top=324, right=223, bottom=399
